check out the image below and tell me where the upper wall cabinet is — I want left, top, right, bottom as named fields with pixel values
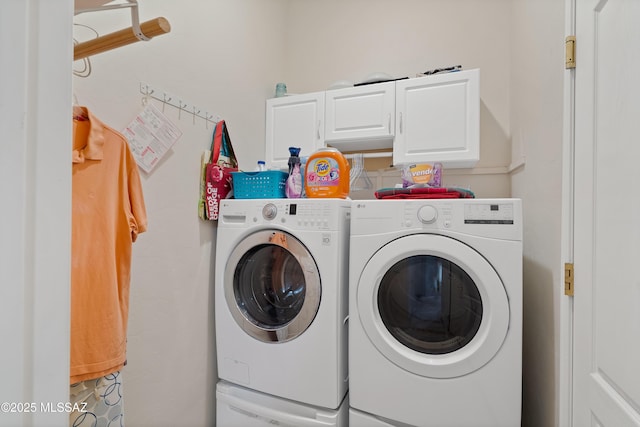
left=265, top=69, right=480, bottom=169
left=393, top=69, right=480, bottom=168
left=266, top=92, right=325, bottom=170
left=324, top=81, right=395, bottom=151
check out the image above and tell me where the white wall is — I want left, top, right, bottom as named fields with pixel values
left=284, top=0, right=513, bottom=199
left=69, top=1, right=564, bottom=426
left=73, top=1, right=287, bottom=425
left=72, top=2, right=517, bottom=426
left=0, top=0, right=570, bottom=425
left=288, top=3, right=566, bottom=426
left=509, top=0, right=565, bottom=426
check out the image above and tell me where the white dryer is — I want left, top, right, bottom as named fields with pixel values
left=349, top=199, right=522, bottom=427
left=215, top=198, right=350, bottom=410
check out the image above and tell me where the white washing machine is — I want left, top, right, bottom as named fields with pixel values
left=349, top=199, right=522, bottom=427
left=216, top=380, right=348, bottom=427
left=215, top=198, right=350, bottom=410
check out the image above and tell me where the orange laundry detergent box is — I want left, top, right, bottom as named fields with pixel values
left=304, top=147, right=350, bottom=198
left=401, top=162, right=443, bottom=188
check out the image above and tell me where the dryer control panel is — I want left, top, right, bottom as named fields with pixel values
left=464, top=203, right=514, bottom=225
left=351, top=199, right=522, bottom=241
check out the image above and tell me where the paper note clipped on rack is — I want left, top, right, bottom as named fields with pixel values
left=122, top=103, right=183, bottom=173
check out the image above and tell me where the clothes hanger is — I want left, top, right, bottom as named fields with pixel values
left=72, top=94, right=88, bottom=121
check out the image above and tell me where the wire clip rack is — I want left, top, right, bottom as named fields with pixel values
left=139, top=82, right=220, bottom=127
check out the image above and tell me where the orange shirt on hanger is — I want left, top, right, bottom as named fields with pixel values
left=70, top=107, right=147, bottom=384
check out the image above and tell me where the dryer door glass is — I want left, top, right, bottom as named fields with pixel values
left=235, top=244, right=306, bottom=327
left=377, top=255, right=482, bottom=354
left=357, top=233, right=510, bottom=378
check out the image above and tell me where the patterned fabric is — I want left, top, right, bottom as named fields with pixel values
left=69, top=371, right=124, bottom=427
left=374, top=186, right=476, bottom=199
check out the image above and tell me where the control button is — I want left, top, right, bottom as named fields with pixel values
left=262, top=203, right=277, bottom=220
left=444, top=220, right=451, bottom=228
left=417, top=205, right=438, bottom=224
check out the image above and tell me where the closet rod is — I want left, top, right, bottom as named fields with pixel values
left=343, top=151, right=392, bottom=159
left=74, top=17, right=171, bottom=60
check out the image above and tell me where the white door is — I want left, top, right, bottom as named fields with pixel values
left=324, top=81, right=395, bottom=150
left=393, top=69, right=480, bottom=168
left=265, top=92, right=325, bottom=169
left=573, top=0, right=640, bottom=425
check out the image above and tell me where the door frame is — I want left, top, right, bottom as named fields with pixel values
left=560, top=0, right=576, bottom=425
left=0, top=1, right=73, bottom=426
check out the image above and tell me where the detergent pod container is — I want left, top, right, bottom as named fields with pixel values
left=304, top=147, right=350, bottom=198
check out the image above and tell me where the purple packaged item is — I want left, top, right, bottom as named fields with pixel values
left=401, top=162, right=443, bottom=188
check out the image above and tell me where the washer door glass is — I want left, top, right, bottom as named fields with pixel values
left=357, top=234, right=510, bottom=378
left=378, top=255, right=482, bottom=355
left=225, top=230, right=321, bottom=343
left=235, top=244, right=306, bottom=327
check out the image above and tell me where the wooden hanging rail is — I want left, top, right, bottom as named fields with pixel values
left=74, top=16, right=171, bottom=60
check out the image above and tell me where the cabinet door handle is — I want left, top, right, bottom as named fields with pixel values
left=388, top=113, right=391, bottom=134
left=317, top=120, right=321, bottom=140
left=399, top=112, right=403, bottom=134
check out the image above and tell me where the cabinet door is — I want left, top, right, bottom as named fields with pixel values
left=325, top=81, right=395, bottom=151
left=393, top=69, right=479, bottom=168
left=265, top=92, right=325, bottom=170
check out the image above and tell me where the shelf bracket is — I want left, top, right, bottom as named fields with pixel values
left=75, top=0, right=151, bottom=42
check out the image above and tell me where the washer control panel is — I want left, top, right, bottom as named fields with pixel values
left=262, top=203, right=278, bottom=220
left=222, top=200, right=350, bottom=231
left=287, top=202, right=337, bottom=230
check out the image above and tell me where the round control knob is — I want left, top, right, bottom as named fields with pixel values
left=417, top=205, right=438, bottom=224
left=262, top=203, right=277, bottom=220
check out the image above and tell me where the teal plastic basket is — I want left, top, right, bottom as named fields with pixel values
left=232, top=171, right=288, bottom=199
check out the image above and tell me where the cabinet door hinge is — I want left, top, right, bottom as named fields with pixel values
left=564, top=263, right=574, bottom=296
left=566, top=36, right=576, bottom=69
